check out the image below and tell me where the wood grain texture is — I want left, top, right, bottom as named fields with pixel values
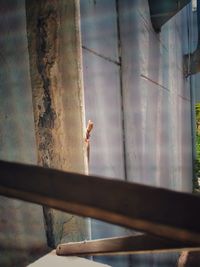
left=25, top=0, right=89, bottom=247
left=56, top=235, right=200, bottom=256
left=0, top=160, right=200, bottom=246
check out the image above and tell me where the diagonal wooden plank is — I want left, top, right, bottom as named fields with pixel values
left=56, top=235, right=200, bottom=256
left=0, top=160, right=200, bottom=245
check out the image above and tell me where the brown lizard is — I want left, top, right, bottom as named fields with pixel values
left=85, top=120, right=94, bottom=162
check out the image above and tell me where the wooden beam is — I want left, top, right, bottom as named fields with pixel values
left=25, top=0, right=89, bottom=247
left=0, top=160, right=200, bottom=245
left=56, top=235, right=200, bottom=256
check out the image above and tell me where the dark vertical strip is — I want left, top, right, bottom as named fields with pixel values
left=42, top=206, right=55, bottom=247
left=197, top=0, right=200, bottom=46
left=115, top=0, right=128, bottom=182
left=116, top=1, right=132, bottom=266
left=25, top=0, right=56, bottom=248
left=186, top=4, right=196, bottom=188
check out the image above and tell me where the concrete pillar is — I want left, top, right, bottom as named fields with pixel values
left=25, top=0, right=90, bottom=247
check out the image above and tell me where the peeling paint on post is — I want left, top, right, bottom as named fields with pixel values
left=25, top=0, right=89, bottom=248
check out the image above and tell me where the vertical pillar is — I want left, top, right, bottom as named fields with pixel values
left=25, top=0, right=89, bottom=247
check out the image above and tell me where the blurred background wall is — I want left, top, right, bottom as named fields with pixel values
left=81, top=0, right=194, bottom=266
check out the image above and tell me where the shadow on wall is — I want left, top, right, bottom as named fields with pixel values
left=0, top=0, right=48, bottom=266
left=0, top=245, right=50, bottom=267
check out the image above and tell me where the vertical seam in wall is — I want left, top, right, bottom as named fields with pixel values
left=115, top=0, right=128, bottom=183
left=187, top=4, right=196, bottom=189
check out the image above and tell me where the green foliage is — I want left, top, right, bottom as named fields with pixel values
left=196, top=135, right=200, bottom=160
left=194, top=160, right=200, bottom=191
left=196, top=103, right=200, bottom=136
left=196, top=103, right=200, bottom=117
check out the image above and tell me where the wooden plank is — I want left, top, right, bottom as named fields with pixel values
left=28, top=250, right=110, bottom=267
left=25, top=0, right=89, bottom=247
left=56, top=235, right=200, bottom=256
left=0, top=160, right=200, bottom=245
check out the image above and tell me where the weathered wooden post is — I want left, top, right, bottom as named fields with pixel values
left=25, top=0, right=90, bottom=247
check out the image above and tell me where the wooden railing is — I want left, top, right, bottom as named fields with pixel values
left=0, top=160, right=200, bottom=256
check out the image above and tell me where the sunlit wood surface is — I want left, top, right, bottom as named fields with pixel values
left=56, top=235, right=200, bottom=256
